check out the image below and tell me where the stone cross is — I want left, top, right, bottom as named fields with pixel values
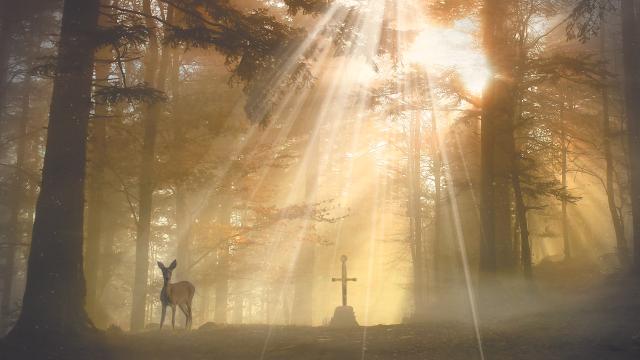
left=332, top=255, right=357, bottom=306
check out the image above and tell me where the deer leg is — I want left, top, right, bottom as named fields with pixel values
left=186, top=303, right=193, bottom=330
left=171, top=305, right=176, bottom=329
left=160, top=305, right=167, bottom=330
left=178, top=304, right=188, bottom=328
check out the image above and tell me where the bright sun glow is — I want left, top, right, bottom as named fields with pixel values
left=406, top=21, right=491, bottom=96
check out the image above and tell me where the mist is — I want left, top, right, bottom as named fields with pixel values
left=0, top=0, right=639, bottom=359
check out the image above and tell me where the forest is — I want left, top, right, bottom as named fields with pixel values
left=0, top=0, right=640, bottom=359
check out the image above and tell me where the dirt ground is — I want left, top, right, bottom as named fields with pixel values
left=106, top=274, right=640, bottom=360
left=3, top=271, right=640, bottom=360
left=104, top=306, right=638, bottom=360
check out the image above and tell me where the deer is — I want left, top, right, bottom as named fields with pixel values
left=157, top=259, right=195, bottom=330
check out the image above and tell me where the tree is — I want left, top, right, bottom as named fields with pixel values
left=170, top=48, right=191, bottom=282
left=130, top=0, right=169, bottom=331
left=113, top=0, right=317, bottom=329
left=480, top=0, right=517, bottom=274
left=0, top=18, right=37, bottom=331
left=622, top=0, right=640, bottom=272
left=0, top=0, right=57, bottom=132
left=567, top=0, right=635, bottom=271
left=368, top=63, right=439, bottom=314
left=7, top=0, right=100, bottom=341
left=0, top=0, right=12, bottom=131
left=85, top=0, right=116, bottom=322
left=600, top=18, right=628, bottom=266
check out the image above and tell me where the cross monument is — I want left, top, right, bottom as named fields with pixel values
left=329, top=255, right=359, bottom=327
left=332, top=255, right=357, bottom=306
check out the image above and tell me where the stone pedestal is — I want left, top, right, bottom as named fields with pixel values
left=330, top=306, right=359, bottom=327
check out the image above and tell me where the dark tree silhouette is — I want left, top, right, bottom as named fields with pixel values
left=621, top=0, right=640, bottom=273
left=0, top=0, right=12, bottom=131
left=129, top=0, right=166, bottom=332
left=480, top=0, right=517, bottom=274
left=7, top=0, right=100, bottom=340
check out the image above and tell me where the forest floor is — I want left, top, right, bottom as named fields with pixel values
left=103, top=276, right=640, bottom=360
left=3, top=262, right=640, bottom=359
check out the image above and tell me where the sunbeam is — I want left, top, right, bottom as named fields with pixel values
left=2, top=0, right=638, bottom=359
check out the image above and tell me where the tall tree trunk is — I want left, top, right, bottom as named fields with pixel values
left=214, top=196, right=232, bottom=324
left=480, top=1, right=499, bottom=273
left=1, top=62, right=32, bottom=331
left=175, top=185, right=191, bottom=276
left=510, top=92, right=531, bottom=279
left=8, top=0, right=100, bottom=338
left=431, top=109, right=442, bottom=292
left=96, top=213, right=116, bottom=300
left=601, top=20, right=628, bottom=266
left=561, top=92, right=570, bottom=260
left=214, top=241, right=230, bottom=323
left=0, top=0, right=14, bottom=132
left=511, top=165, right=531, bottom=279
left=621, top=0, right=640, bottom=273
left=96, top=100, right=123, bottom=303
left=480, top=0, right=516, bottom=274
left=603, top=77, right=628, bottom=265
left=512, top=214, right=521, bottom=266
left=130, top=0, right=164, bottom=331
left=169, top=42, right=191, bottom=281
left=409, top=113, right=425, bottom=316
left=200, top=285, right=210, bottom=324
left=85, top=2, right=114, bottom=318
left=233, top=294, right=244, bottom=324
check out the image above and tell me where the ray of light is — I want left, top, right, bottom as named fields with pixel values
left=255, top=3, right=389, bottom=356
left=426, top=73, right=486, bottom=360
left=359, top=115, right=392, bottom=359
left=180, top=2, right=351, bottom=273
left=186, top=0, right=496, bottom=337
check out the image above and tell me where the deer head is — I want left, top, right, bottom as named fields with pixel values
left=157, top=259, right=177, bottom=284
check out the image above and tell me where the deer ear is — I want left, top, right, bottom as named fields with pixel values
left=157, top=261, right=165, bottom=269
left=169, top=259, right=177, bottom=270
